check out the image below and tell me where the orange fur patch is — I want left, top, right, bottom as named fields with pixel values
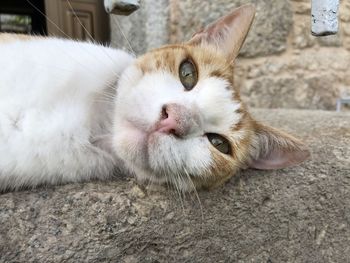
left=137, top=44, right=235, bottom=89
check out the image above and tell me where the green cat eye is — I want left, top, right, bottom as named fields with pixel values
left=179, top=59, right=198, bottom=90
left=207, top=133, right=231, bottom=155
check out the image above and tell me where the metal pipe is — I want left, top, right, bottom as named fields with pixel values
left=311, top=0, right=339, bottom=36
left=104, top=0, right=140, bottom=16
left=336, top=97, right=350, bottom=112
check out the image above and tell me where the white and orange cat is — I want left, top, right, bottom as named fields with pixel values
left=0, top=5, right=309, bottom=192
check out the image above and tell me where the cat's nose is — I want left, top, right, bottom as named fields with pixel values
left=156, top=103, right=194, bottom=137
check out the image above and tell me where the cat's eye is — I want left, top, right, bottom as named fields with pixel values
left=179, top=59, right=198, bottom=90
left=207, top=133, right=231, bottom=155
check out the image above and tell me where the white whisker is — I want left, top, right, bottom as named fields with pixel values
left=65, top=0, right=126, bottom=77
left=184, top=168, right=205, bottom=235
left=111, top=16, right=136, bottom=56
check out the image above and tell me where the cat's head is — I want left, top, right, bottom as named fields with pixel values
left=113, top=4, right=310, bottom=191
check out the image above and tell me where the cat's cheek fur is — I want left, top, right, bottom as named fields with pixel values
left=147, top=135, right=213, bottom=174
left=112, top=120, right=148, bottom=169
left=192, top=142, right=242, bottom=190
left=195, top=77, right=242, bottom=134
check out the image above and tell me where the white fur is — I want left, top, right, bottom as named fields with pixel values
left=0, top=38, right=134, bottom=190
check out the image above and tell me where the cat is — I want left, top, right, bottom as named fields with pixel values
left=0, top=5, right=310, bottom=192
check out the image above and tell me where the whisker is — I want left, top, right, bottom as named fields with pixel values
left=164, top=173, right=177, bottom=201
left=171, top=172, right=185, bottom=213
left=184, top=168, right=205, bottom=235
left=65, top=0, right=126, bottom=76
left=97, top=90, right=117, bottom=99
left=111, top=16, right=136, bottom=56
left=65, top=0, right=95, bottom=41
left=92, top=99, right=114, bottom=105
left=26, top=0, right=72, bottom=40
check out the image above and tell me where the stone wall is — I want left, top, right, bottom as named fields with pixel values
left=110, top=0, right=350, bottom=111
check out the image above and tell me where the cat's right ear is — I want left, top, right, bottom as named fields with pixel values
left=188, top=4, right=256, bottom=61
left=248, top=122, right=311, bottom=170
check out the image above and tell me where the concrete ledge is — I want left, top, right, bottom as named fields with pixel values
left=0, top=109, right=349, bottom=262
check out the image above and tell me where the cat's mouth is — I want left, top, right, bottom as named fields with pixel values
left=116, top=117, right=177, bottom=165
left=115, top=117, right=211, bottom=192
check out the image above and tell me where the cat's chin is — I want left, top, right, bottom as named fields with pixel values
left=113, top=117, right=212, bottom=192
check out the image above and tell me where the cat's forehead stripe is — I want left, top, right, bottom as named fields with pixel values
left=137, top=45, right=187, bottom=74
left=137, top=44, right=236, bottom=90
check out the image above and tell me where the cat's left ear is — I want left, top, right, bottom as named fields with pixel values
left=248, top=122, right=311, bottom=170
left=188, top=4, right=256, bottom=60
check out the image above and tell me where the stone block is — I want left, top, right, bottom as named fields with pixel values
left=239, top=49, right=350, bottom=110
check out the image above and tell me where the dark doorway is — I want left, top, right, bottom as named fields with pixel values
left=0, top=0, right=47, bottom=35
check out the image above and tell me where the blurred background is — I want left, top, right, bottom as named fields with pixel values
left=1, top=0, right=349, bottom=111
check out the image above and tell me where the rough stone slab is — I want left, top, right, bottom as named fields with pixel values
left=0, top=109, right=349, bottom=263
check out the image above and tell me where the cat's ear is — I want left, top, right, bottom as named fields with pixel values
left=188, top=4, right=256, bottom=60
left=248, top=122, right=310, bottom=170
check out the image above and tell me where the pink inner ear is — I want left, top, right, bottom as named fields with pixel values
left=250, top=149, right=310, bottom=170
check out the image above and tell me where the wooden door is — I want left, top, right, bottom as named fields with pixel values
left=45, top=0, right=109, bottom=43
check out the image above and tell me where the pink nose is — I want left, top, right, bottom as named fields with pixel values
left=156, top=103, right=191, bottom=137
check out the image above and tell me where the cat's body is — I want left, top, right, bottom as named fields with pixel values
left=0, top=5, right=310, bottom=192
left=0, top=36, right=134, bottom=189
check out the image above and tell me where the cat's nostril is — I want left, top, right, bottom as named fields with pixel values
left=157, top=105, right=181, bottom=135
left=161, top=105, right=168, bottom=120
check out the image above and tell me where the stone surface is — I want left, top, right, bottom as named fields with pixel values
left=293, top=14, right=317, bottom=49
left=237, top=49, right=350, bottom=110
left=1, top=109, right=349, bottom=263
left=110, top=0, right=170, bottom=55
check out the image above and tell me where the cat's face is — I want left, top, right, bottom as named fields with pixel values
left=113, top=44, right=249, bottom=190
left=112, top=5, right=310, bottom=191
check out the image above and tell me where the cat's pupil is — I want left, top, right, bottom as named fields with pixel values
left=179, top=60, right=198, bottom=91
left=207, top=133, right=231, bottom=155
